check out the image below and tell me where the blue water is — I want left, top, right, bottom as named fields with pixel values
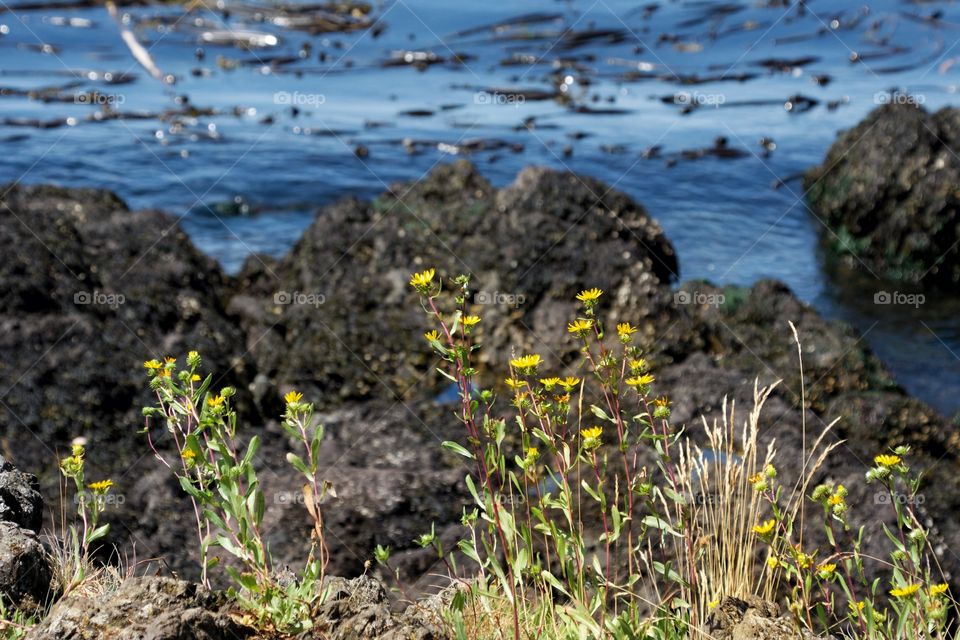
left=1, top=0, right=958, bottom=414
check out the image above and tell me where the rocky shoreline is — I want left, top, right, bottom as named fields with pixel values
left=1, top=149, right=958, bottom=636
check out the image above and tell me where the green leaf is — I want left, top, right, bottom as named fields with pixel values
left=442, top=441, right=474, bottom=460
left=87, top=524, right=110, bottom=543
left=286, top=452, right=309, bottom=475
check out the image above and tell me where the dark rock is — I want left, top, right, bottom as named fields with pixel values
left=805, top=103, right=960, bottom=286
left=0, top=455, right=44, bottom=532
left=0, top=184, right=255, bottom=578
left=128, top=400, right=470, bottom=591
left=25, top=576, right=254, bottom=640
left=233, top=160, right=677, bottom=405
left=308, top=575, right=449, bottom=640
left=706, top=596, right=824, bottom=639
left=0, top=521, right=52, bottom=610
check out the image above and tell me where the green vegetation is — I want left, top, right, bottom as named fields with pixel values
left=141, top=354, right=330, bottom=634
left=403, top=267, right=957, bottom=639
left=1, top=269, right=956, bottom=639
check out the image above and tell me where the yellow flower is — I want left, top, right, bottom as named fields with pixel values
left=88, top=479, right=113, bottom=493
left=576, top=288, right=603, bottom=303
left=409, top=268, right=436, bottom=291
left=581, top=426, right=603, bottom=449
left=796, top=552, right=813, bottom=570
left=505, top=378, right=526, bottom=389
left=817, top=563, right=837, bottom=578
left=581, top=426, right=603, bottom=440
left=539, top=377, right=561, bottom=390
left=143, top=359, right=162, bottom=371
left=188, top=350, right=199, bottom=360
left=875, top=454, right=901, bottom=467
left=567, top=319, right=593, bottom=335
left=753, top=519, right=776, bottom=536
left=424, top=330, right=441, bottom=342
left=616, top=323, right=637, bottom=338
left=749, top=473, right=763, bottom=485
left=626, top=374, right=655, bottom=388
left=190, top=374, right=201, bottom=382
left=462, top=315, right=481, bottom=327
left=510, top=354, right=542, bottom=371
left=207, top=395, right=225, bottom=408
left=284, top=390, right=303, bottom=404
left=559, top=377, right=581, bottom=391
left=890, top=584, right=921, bottom=598
left=766, top=556, right=779, bottom=570
left=930, top=583, right=949, bottom=597
left=182, top=449, right=197, bottom=460
left=164, top=356, right=176, bottom=365
left=628, top=359, right=648, bottom=373
left=708, top=599, right=719, bottom=610
left=828, top=493, right=844, bottom=507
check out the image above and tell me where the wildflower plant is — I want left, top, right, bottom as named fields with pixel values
left=57, top=442, right=113, bottom=592
left=407, top=268, right=958, bottom=640
left=142, top=353, right=328, bottom=633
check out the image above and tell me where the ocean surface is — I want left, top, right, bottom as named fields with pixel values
left=1, top=0, right=958, bottom=415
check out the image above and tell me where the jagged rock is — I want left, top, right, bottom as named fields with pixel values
left=705, top=596, right=824, bottom=640
left=805, top=103, right=960, bottom=286
left=232, top=161, right=678, bottom=405
left=308, top=575, right=449, bottom=640
left=0, top=521, right=52, bottom=610
left=0, top=184, right=255, bottom=579
left=0, top=455, right=44, bottom=532
left=25, top=577, right=254, bottom=640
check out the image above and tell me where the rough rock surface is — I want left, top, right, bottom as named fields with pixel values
left=0, top=457, right=51, bottom=610
left=0, top=521, right=52, bottom=610
left=25, top=577, right=254, bottom=640
left=706, top=596, right=823, bottom=640
left=0, top=455, right=44, bottom=533
left=2, top=163, right=959, bottom=628
left=308, top=576, right=449, bottom=640
left=232, top=160, right=678, bottom=406
left=805, top=103, right=960, bottom=286
left=0, top=184, right=255, bottom=575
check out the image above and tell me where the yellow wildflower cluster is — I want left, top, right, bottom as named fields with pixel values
left=510, top=354, right=542, bottom=373
left=88, top=479, right=114, bottom=494
left=575, top=288, right=603, bottom=304
left=752, top=519, right=775, bottom=537
left=890, top=584, right=921, bottom=599
left=875, top=454, right=901, bottom=468
left=580, top=426, right=603, bottom=450
left=625, top=374, right=655, bottom=389
left=409, top=268, right=436, bottom=293
left=567, top=319, right=593, bottom=336
left=616, top=323, right=636, bottom=341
